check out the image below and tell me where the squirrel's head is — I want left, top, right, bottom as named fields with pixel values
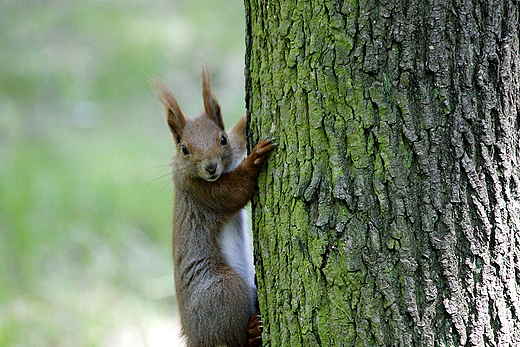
left=153, top=68, right=233, bottom=182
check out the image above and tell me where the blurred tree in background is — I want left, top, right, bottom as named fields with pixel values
left=0, top=0, right=246, bottom=346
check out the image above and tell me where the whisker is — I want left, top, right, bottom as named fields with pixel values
left=147, top=172, right=172, bottom=191
left=137, top=163, right=173, bottom=176
left=143, top=174, right=174, bottom=202
left=146, top=172, right=172, bottom=184
left=154, top=176, right=174, bottom=202
left=136, top=161, right=174, bottom=200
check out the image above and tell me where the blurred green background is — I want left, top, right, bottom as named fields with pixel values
left=0, top=0, right=245, bottom=345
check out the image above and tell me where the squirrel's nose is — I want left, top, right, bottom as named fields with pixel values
left=205, top=163, right=218, bottom=175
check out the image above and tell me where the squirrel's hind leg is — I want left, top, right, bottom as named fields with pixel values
left=245, top=313, right=262, bottom=347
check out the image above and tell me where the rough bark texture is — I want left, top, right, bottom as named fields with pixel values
left=245, top=0, right=520, bottom=346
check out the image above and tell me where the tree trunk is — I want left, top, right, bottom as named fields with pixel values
left=244, top=0, right=520, bottom=346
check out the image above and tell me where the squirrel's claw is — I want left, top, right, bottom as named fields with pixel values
left=246, top=312, right=263, bottom=347
left=250, top=137, right=277, bottom=166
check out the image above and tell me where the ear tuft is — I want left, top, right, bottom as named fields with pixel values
left=151, top=79, right=186, bottom=143
left=202, top=66, right=225, bottom=130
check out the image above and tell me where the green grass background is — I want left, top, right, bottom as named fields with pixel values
left=0, top=0, right=245, bottom=345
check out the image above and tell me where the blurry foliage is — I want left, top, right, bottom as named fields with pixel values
left=0, top=0, right=245, bottom=345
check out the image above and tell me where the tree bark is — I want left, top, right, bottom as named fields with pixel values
left=245, top=0, right=520, bottom=346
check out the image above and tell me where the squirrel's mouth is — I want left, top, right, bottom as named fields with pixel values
left=199, top=161, right=222, bottom=182
left=205, top=174, right=220, bottom=182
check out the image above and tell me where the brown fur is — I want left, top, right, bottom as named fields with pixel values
left=153, top=70, right=274, bottom=347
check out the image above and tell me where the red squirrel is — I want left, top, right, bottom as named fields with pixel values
left=153, top=68, right=275, bottom=347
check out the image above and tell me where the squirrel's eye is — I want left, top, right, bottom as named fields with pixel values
left=181, top=144, right=189, bottom=156
left=221, top=134, right=228, bottom=146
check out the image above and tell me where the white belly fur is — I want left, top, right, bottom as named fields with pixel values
left=219, top=208, right=255, bottom=291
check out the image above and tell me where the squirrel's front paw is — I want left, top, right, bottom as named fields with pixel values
left=249, top=137, right=277, bottom=166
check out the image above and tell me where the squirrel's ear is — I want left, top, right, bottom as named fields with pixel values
left=228, top=115, right=247, bottom=158
left=152, top=79, right=186, bottom=143
left=202, top=67, right=225, bottom=130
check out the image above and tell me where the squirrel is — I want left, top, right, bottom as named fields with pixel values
left=153, top=68, right=276, bottom=347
